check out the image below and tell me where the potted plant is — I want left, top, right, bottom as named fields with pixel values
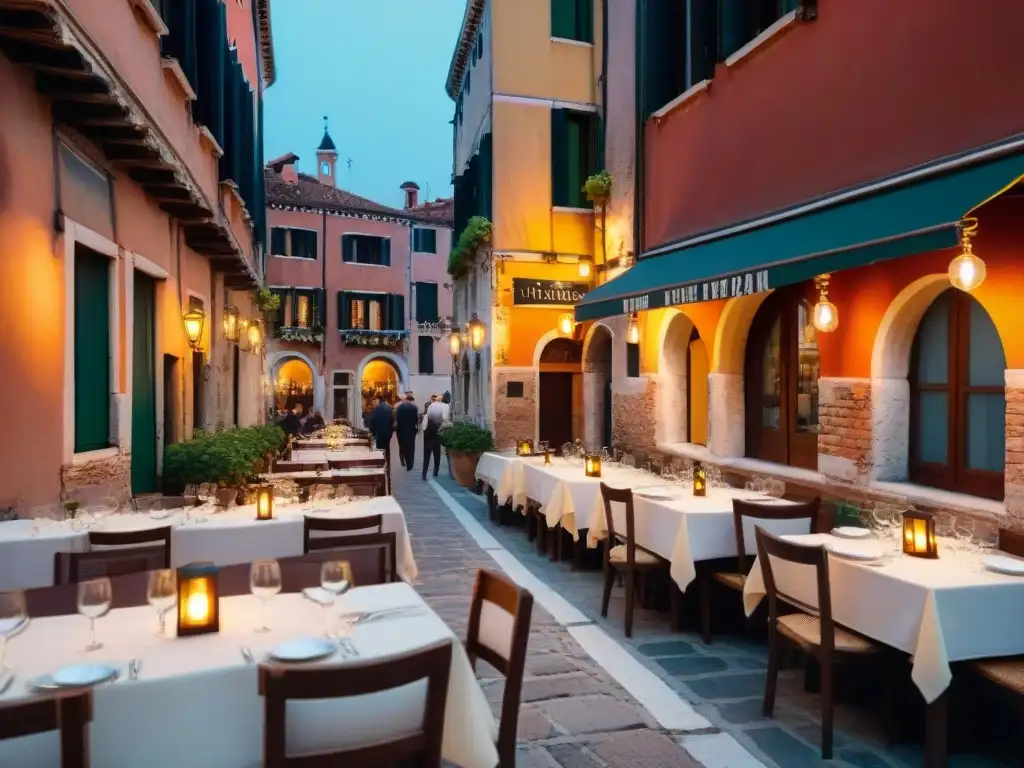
left=439, top=421, right=495, bottom=489
left=63, top=500, right=81, bottom=520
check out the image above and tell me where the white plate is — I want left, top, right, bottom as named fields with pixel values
left=831, top=526, right=871, bottom=540
left=633, top=485, right=676, bottom=500
left=268, top=637, right=336, bottom=663
left=827, top=543, right=883, bottom=563
left=52, top=662, right=119, bottom=687
left=983, top=555, right=1024, bottom=576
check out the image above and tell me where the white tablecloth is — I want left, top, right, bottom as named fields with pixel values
left=264, top=468, right=387, bottom=482
left=0, top=497, right=417, bottom=591
left=290, top=447, right=381, bottom=465
left=0, top=584, right=498, bottom=768
left=742, top=534, right=1024, bottom=703
left=475, top=452, right=529, bottom=508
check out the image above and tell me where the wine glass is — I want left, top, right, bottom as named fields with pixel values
left=953, top=517, right=976, bottom=560
left=147, top=569, right=177, bottom=638
left=319, top=561, right=353, bottom=637
left=77, top=578, right=112, bottom=652
left=0, top=590, right=28, bottom=670
left=250, top=560, right=282, bottom=633
left=974, top=522, right=1000, bottom=559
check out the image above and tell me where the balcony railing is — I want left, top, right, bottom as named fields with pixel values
left=341, top=329, right=408, bottom=349
left=274, top=326, right=324, bottom=344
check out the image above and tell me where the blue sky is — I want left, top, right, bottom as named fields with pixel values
left=263, top=0, right=465, bottom=209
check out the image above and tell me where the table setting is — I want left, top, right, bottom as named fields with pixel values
left=0, top=496, right=417, bottom=590
left=0, top=563, right=498, bottom=767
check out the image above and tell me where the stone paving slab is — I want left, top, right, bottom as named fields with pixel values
left=432, top=475, right=1018, bottom=768
left=390, top=467, right=704, bottom=767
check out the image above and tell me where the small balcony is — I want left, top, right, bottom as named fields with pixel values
left=274, top=325, right=324, bottom=345
left=341, top=329, right=408, bottom=350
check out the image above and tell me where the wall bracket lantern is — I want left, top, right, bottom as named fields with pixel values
left=948, top=217, right=986, bottom=292
left=811, top=274, right=839, bottom=333
left=467, top=313, right=487, bottom=350
left=626, top=312, right=640, bottom=345
left=223, top=305, right=240, bottom=344
left=183, top=308, right=205, bottom=350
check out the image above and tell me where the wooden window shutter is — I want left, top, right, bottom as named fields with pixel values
left=314, top=288, right=326, bottom=328
left=388, top=294, right=405, bottom=331
left=341, top=234, right=354, bottom=263
left=162, top=0, right=198, bottom=87
left=551, top=0, right=575, bottom=39
left=270, top=228, right=286, bottom=255
left=576, top=0, right=594, bottom=43
left=382, top=238, right=391, bottom=267
left=73, top=247, right=111, bottom=452
left=269, top=289, right=286, bottom=332
left=551, top=108, right=569, bottom=207
left=415, top=282, right=439, bottom=324
left=193, top=0, right=225, bottom=145
left=337, top=291, right=351, bottom=330
left=418, top=336, right=435, bottom=375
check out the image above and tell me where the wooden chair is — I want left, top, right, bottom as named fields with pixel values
left=0, top=691, right=93, bottom=767
left=54, top=526, right=172, bottom=585
left=755, top=528, right=883, bottom=759
left=699, top=497, right=821, bottom=644
left=465, top=569, right=534, bottom=768
left=329, top=457, right=385, bottom=470
left=968, top=527, right=1024, bottom=702
left=303, top=515, right=397, bottom=583
left=335, top=472, right=387, bottom=497
left=598, top=483, right=679, bottom=638
left=259, top=642, right=452, bottom=767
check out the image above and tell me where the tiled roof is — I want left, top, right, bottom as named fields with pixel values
left=445, top=0, right=485, bottom=100
left=265, top=169, right=453, bottom=226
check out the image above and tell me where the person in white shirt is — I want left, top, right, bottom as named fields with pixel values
left=421, top=394, right=449, bottom=480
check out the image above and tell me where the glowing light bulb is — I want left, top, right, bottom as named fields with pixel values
left=949, top=251, right=985, bottom=291
left=812, top=300, right=838, bottom=333
left=626, top=314, right=640, bottom=344
left=186, top=591, right=210, bottom=622
left=578, top=259, right=592, bottom=278
left=557, top=313, right=574, bottom=336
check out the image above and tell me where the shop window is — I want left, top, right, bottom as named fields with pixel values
left=342, top=234, right=391, bottom=266
left=552, top=109, right=598, bottom=209
left=910, top=290, right=1005, bottom=500
left=270, top=227, right=317, bottom=259
left=744, top=287, right=819, bottom=469
left=551, top=0, right=593, bottom=43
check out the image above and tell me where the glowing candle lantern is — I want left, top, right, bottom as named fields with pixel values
left=183, top=309, right=205, bottom=349
left=176, top=563, right=220, bottom=636
left=902, top=510, right=938, bottom=558
left=255, top=485, right=274, bottom=521
left=516, top=439, right=534, bottom=456
left=693, top=462, right=707, bottom=497
left=585, top=454, right=602, bottom=478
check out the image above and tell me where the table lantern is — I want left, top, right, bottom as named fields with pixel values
left=255, top=485, right=274, bottom=521
left=902, top=510, right=938, bottom=558
left=585, top=453, right=602, bottom=478
left=544, top=450, right=552, bottom=466
left=693, top=462, right=707, bottom=497
left=516, top=439, right=534, bottom=456
left=177, top=562, right=220, bottom=636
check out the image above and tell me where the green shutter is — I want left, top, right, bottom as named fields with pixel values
left=341, top=234, right=353, bottom=262
left=575, top=0, right=594, bottom=43
left=418, top=336, right=435, bottom=375
left=131, top=272, right=158, bottom=493
left=718, top=0, right=749, bottom=60
left=314, top=288, right=325, bottom=327
left=193, top=0, right=225, bottom=145
left=551, top=0, right=575, bottom=39
left=269, top=289, right=286, bottom=332
left=388, top=294, right=405, bottom=331
left=162, top=0, right=197, bottom=87
left=337, top=291, right=350, bottom=330
left=382, top=238, right=391, bottom=267
left=425, top=229, right=437, bottom=253
left=415, top=282, right=439, bottom=323
left=565, top=115, right=583, bottom=208
left=551, top=109, right=569, bottom=207
left=74, top=248, right=111, bottom=453
left=270, top=228, right=285, bottom=255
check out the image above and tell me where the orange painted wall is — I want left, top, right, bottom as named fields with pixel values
left=499, top=261, right=583, bottom=367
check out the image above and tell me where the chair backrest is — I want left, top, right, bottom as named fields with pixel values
left=259, top=641, right=452, bottom=767
left=599, top=483, right=639, bottom=565
left=303, top=515, right=397, bottom=582
left=55, top=545, right=169, bottom=585
left=88, top=525, right=172, bottom=556
left=330, top=457, right=386, bottom=470
left=329, top=473, right=386, bottom=497
left=0, top=691, right=93, bottom=767
left=731, top=497, right=821, bottom=574
left=999, top=527, right=1024, bottom=557
left=754, top=528, right=836, bottom=654
left=303, top=514, right=382, bottom=549
left=465, top=569, right=534, bottom=767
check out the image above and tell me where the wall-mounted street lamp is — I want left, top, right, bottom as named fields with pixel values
left=222, top=305, right=240, bottom=343
left=467, top=313, right=487, bottom=350
left=811, top=274, right=839, bottom=333
left=183, top=308, right=205, bottom=350
left=577, top=255, right=593, bottom=279
left=247, top=321, right=262, bottom=352
left=626, top=312, right=640, bottom=345
left=948, top=217, right=986, bottom=292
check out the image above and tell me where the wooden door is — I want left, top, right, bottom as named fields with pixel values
left=131, top=272, right=157, bottom=494
left=539, top=372, right=574, bottom=449
left=74, top=246, right=111, bottom=453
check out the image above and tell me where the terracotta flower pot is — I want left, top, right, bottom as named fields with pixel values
left=215, top=487, right=236, bottom=507
left=450, top=450, right=482, bottom=489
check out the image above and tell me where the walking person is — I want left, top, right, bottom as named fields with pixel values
left=394, top=392, right=419, bottom=472
left=421, top=394, right=450, bottom=480
left=441, top=391, right=453, bottom=476
left=368, top=395, right=395, bottom=476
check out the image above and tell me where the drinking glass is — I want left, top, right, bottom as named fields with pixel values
left=537, top=441, right=549, bottom=456
left=320, top=561, right=353, bottom=636
left=147, top=569, right=177, bottom=638
left=974, top=522, right=1000, bottom=557
left=77, top=578, right=112, bottom=652
left=250, top=560, right=282, bottom=633
left=0, top=590, right=28, bottom=670
left=953, top=517, right=976, bottom=559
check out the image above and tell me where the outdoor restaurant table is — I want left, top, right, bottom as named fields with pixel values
left=293, top=437, right=367, bottom=449
left=290, top=447, right=381, bottom=464
left=0, top=496, right=417, bottom=591
left=476, top=450, right=529, bottom=508
left=264, top=466, right=387, bottom=485
left=742, top=533, right=1024, bottom=704
left=519, top=459, right=805, bottom=590
left=1, top=576, right=499, bottom=768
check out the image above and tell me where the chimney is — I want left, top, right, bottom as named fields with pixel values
left=268, top=153, right=300, bottom=183
left=400, top=181, right=420, bottom=209
left=316, top=116, right=337, bottom=187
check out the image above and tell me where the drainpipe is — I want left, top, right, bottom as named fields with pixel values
left=633, top=0, right=644, bottom=260
left=320, top=207, right=327, bottom=410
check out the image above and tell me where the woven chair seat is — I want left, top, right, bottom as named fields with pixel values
left=712, top=571, right=746, bottom=591
left=777, top=613, right=880, bottom=654
left=971, top=656, right=1024, bottom=694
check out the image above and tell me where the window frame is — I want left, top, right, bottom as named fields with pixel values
left=909, top=290, right=1005, bottom=500
left=551, top=108, right=598, bottom=209
left=412, top=227, right=438, bottom=254
left=330, top=369, right=355, bottom=422
left=418, top=335, right=435, bottom=375
left=551, top=0, right=594, bottom=44
left=270, top=226, right=318, bottom=260
left=341, top=233, right=392, bottom=267
left=415, top=281, right=440, bottom=324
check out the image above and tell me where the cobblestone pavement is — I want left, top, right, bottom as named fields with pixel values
left=424, top=472, right=1015, bottom=768
left=390, top=463, right=703, bottom=767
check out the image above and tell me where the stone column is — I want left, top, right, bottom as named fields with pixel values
left=869, top=377, right=909, bottom=481
left=611, top=377, right=658, bottom=451
left=1005, top=370, right=1024, bottom=529
left=708, top=372, right=744, bottom=458
left=492, top=368, right=536, bottom=451
left=817, top=378, right=871, bottom=481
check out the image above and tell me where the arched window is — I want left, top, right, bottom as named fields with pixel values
left=910, top=290, right=1005, bottom=499
left=744, top=287, right=820, bottom=469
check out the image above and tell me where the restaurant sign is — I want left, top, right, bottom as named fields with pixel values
left=620, top=269, right=770, bottom=314
left=513, top=279, right=589, bottom=307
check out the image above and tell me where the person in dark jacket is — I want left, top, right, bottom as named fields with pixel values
left=368, top=396, right=395, bottom=470
left=393, top=393, right=419, bottom=472
left=279, top=403, right=303, bottom=438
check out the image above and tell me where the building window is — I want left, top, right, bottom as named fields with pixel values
left=626, top=343, right=640, bottom=378
left=270, top=227, right=318, bottom=259
left=910, top=290, right=1005, bottom=500
left=719, top=0, right=797, bottom=60
left=331, top=370, right=353, bottom=422
left=418, top=336, right=435, bottom=375
left=466, top=68, right=471, bottom=93
left=477, top=30, right=484, bottom=58
left=551, top=109, right=597, bottom=208
left=413, top=227, right=437, bottom=253
left=269, top=288, right=324, bottom=334
left=341, top=234, right=391, bottom=266
left=551, top=0, right=593, bottom=43
left=415, top=282, right=439, bottom=324
left=74, top=244, right=112, bottom=453
left=744, top=286, right=819, bottom=469
left=338, top=292, right=405, bottom=331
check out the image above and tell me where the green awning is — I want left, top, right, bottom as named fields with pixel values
left=576, top=150, right=1024, bottom=322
